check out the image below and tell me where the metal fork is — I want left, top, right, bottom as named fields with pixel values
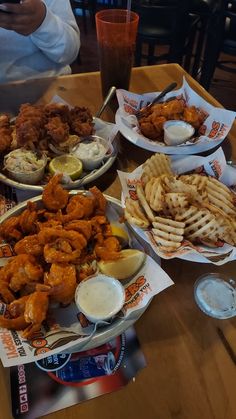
left=136, top=82, right=177, bottom=119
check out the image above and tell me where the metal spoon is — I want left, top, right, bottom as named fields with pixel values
left=95, top=86, right=117, bottom=118
left=136, top=82, right=178, bottom=118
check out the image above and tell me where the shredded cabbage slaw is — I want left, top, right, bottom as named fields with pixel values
left=4, top=149, right=46, bottom=173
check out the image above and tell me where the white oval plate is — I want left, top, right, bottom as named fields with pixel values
left=0, top=118, right=117, bottom=191
left=115, top=109, right=225, bottom=155
left=0, top=192, right=155, bottom=352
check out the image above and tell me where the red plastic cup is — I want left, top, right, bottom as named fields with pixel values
left=96, top=9, right=139, bottom=98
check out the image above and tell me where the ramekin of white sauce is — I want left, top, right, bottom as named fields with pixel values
left=163, top=120, right=195, bottom=146
left=72, top=136, right=110, bottom=171
left=75, top=274, right=125, bottom=323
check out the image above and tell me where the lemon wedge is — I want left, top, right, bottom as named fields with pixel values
left=98, top=249, right=146, bottom=280
left=110, top=223, right=129, bottom=247
left=49, top=155, right=83, bottom=180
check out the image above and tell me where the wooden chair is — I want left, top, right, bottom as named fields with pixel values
left=200, top=0, right=236, bottom=90
left=70, top=0, right=96, bottom=34
left=133, top=0, right=199, bottom=73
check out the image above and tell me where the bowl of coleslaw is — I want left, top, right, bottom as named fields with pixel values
left=4, top=148, right=48, bottom=184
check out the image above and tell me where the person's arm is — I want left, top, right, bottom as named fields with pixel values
left=0, top=0, right=80, bottom=65
left=31, top=0, right=80, bottom=65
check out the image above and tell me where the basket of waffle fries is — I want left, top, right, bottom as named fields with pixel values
left=118, top=147, right=236, bottom=265
left=0, top=175, right=172, bottom=367
left=115, top=78, right=236, bottom=154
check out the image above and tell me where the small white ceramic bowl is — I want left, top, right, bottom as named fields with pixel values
left=75, top=274, right=125, bottom=323
left=72, top=136, right=111, bottom=171
left=4, top=149, right=47, bottom=185
left=163, top=120, right=195, bottom=146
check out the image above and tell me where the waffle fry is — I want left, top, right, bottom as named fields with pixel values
left=141, top=153, right=173, bottom=184
left=144, top=177, right=165, bottom=212
left=176, top=205, right=218, bottom=243
left=206, top=177, right=236, bottom=216
left=180, top=174, right=208, bottom=191
left=124, top=152, right=236, bottom=251
left=165, top=192, right=189, bottom=217
left=124, top=198, right=150, bottom=228
left=136, top=184, right=155, bottom=222
left=152, top=217, right=185, bottom=251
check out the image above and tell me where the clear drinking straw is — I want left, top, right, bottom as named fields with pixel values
left=126, top=0, right=131, bottom=22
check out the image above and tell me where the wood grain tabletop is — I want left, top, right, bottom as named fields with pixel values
left=0, top=64, right=236, bottom=419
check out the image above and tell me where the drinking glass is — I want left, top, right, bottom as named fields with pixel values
left=194, top=273, right=236, bottom=319
left=95, top=9, right=139, bottom=98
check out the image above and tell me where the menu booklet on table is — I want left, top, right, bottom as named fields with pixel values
left=10, top=327, right=146, bottom=419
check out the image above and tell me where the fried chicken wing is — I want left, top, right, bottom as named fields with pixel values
left=183, top=106, right=202, bottom=129
left=160, top=99, right=185, bottom=118
left=138, top=98, right=206, bottom=142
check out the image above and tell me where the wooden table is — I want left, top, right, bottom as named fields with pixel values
left=0, top=64, right=236, bottom=419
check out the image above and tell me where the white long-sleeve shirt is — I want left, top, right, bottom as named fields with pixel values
left=0, top=0, right=80, bottom=83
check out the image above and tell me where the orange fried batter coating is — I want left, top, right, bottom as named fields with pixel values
left=15, top=103, right=46, bottom=146
left=45, top=116, right=70, bottom=144
left=42, top=174, right=69, bottom=211
left=45, top=263, right=77, bottom=305
left=0, top=176, right=126, bottom=339
left=0, top=115, right=12, bottom=153
left=138, top=98, right=206, bottom=142
left=69, top=106, right=94, bottom=137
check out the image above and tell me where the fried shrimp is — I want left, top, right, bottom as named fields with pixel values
left=63, top=194, right=95, bottom=222
left=39, top=227, right=87, bottom=263
left=89, top=186, right=107, bottom=215
left=14, top=234, right=44, bottom=256
left=42, top=174, right=69, bottom=211
left=0, top=216, right=22, bottom=241
left=44, top=243, right=82, bottom=263
left=0, top=179, right=126, bottom=339
left=0, top=254, right=43, bottom=292
left=44, top=263, right=77, bottom=305
left=0, top=281, right=15, bottom=303
left=64, top=220, right=92, bottom=241
left=94, top=236, right=121, bottom=260
left=22, top=290, right=49, bottom=339
left=18, top=201, right=38, bottom=234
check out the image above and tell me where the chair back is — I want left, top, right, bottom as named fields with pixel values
left=133, top=0, right=189, bottom=32
left=132, top=0, right=191, bottom=62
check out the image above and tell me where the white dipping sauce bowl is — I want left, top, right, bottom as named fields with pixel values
left=75, top=274, right=125, bottom=323
left=72, top=136, right=110, bottom=171
left=163, top=120, right=195, bottom=146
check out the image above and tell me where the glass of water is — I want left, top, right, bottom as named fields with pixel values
left=194, top=273, right=236, bottom=319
